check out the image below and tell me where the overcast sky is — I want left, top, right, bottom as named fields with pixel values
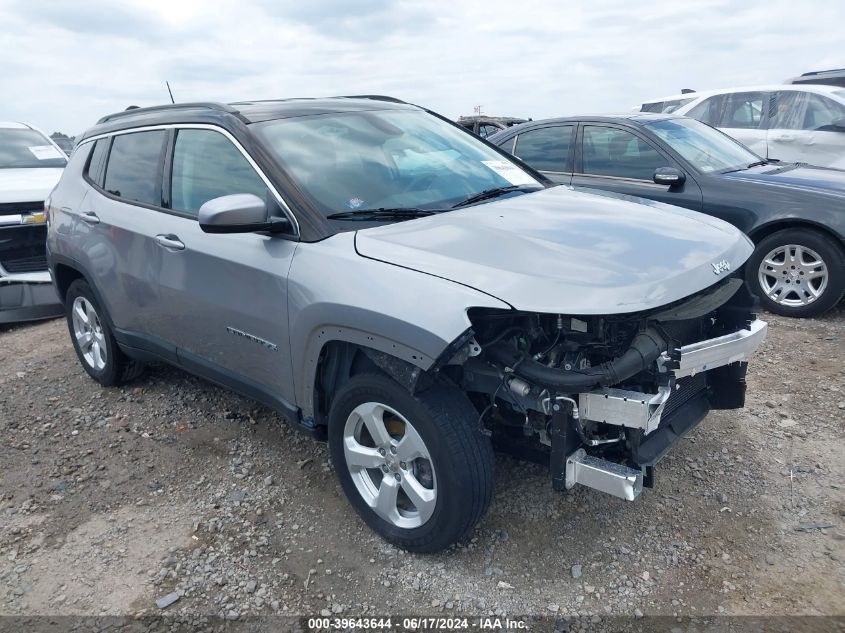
left=1, top=0, right=842, bottom=136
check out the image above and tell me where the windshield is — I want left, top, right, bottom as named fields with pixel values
left=253, top=109, right=540, bottom=216
left=0, top=128, right=67, bottom=169
left=644, top=118, right=760, bottom=173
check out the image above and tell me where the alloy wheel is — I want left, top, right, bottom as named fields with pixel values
left=342, top=401, right=437, bottom=529
left=71, top=296, right=107, bottom=371
left=757, top=244, right=828, bottom=308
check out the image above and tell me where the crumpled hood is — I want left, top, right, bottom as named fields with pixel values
left=355, top=186, right=753, bottom=315
left=0, top=168, right=63, bottom=203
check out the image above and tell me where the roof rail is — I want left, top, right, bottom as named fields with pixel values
left=96, top=102, right=242, bottom=124
left=801, top=68, right=845, bottom=76
left=336, top=95, right=407, bottom=104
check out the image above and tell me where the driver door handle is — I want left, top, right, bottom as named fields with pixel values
left=154, top=234, right=185, bottom=251
left=80, top=211, right=100, bottom=224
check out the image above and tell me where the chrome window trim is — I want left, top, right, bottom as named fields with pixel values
left=77, top=123, right=300, bottom=236
left=573, top=172, right=663, bottom=186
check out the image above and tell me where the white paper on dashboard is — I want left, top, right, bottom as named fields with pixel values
left=481, top=160, right=539, bottom=186
left=28, top=145, right=64, bottom=160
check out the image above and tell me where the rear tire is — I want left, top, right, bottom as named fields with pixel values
left=65, top=279, right=144, bottom=386
left=746, top=228, right=844, bottom=318
left=328, top=373, right=494, bottom=553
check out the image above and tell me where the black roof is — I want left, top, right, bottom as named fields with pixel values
left=799, top=68, right=845, bottom=77
left=80, top=96, right=418, bottom=142
left=486, top=112, right=688, bottom=142
left=502, top=112, right=683, bottom=130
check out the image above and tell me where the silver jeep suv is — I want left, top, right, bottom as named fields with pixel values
left=47, top=97, right=767, bottom=552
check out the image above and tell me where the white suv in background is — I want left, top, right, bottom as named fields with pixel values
left=0, top=121, right=66, bottom=322
left=639, top=85, right=845, bottom=169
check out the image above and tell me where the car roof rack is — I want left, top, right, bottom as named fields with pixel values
left=800, top=68, right=845, bottom=76
left=96, top=102, right=242, bottom=124
left=336, top=95, right=407, bottom=104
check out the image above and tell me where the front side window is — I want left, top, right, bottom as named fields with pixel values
left=253, top=109, right=540, bottom=216
left=103, top=131, right=165, bottom=205
left=581, top=126, right=666, bottom=180
left=171, top=129, right=268, bottom=215
left=495, top=136, right=515, bottom=154
left=0, top=128, right=67, bottom=169
left=718, top=92, right=767, bottom=129
left=771, top=91, right=845, bottom=130
left=645, top=118, right=759, bottom=173
left=687, top=95, right=727, bottom=127
left=513, top=126, right=573, bottom=172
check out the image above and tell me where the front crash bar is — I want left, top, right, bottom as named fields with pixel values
left=669, top=318, right=767, bottom=379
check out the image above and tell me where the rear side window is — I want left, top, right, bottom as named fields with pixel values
left=771, top=91, right=845, bottom=130
left=513, top=126, right=573, bottom=172
left=104, top=131, right=165, bottom=206
left=85, top=138, right=109, bottom=187
left=170, top=129, right=268, bottom=215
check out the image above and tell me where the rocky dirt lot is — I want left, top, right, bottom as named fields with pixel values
left=1, top=307, right=843, bottom=625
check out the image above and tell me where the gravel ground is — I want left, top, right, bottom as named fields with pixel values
left=1, top=307, right=843, bottom=622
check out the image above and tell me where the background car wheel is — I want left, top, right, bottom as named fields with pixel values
left=746, top=228, right=845, bottom=318
left=328, top=373, right=494, bottom=553
left=65, top=279, right=145, bottom=386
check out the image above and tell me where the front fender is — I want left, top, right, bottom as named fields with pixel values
left=287, top=233, right=509, bottom=420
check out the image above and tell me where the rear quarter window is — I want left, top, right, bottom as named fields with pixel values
left=85, top=138, right=110, bottom=187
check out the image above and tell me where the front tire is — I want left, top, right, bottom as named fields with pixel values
left=65, top=279, right=145, bottom=386
left=328, top=373, right=494, bottom=553
left=746, top=228, right=845, bottom=318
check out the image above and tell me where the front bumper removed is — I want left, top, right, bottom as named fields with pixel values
left=558, top=319, right=768, bottom=501
left=0, top=271, right=63, bottom=324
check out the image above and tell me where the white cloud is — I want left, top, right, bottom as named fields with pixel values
left=0, top=0, right=841, bottom=135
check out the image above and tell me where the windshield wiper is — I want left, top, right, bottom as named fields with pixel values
left=720, top=160, right=769, bottom=174
left=451, top=185, right=541, bottom=209
left=326, top=207, right=439, bottom=221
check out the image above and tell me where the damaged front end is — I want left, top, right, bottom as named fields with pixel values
left=443, top=276, right=767, bottom=501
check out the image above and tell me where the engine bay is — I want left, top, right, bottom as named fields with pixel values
left=441, top=276, right=762, bottom=497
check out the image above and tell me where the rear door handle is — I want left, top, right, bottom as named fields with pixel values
left=773, top=134, right=796, bottom=142
left=154, top=234, right=185, bottom=250
left=80, top=211, right=100, bottom=224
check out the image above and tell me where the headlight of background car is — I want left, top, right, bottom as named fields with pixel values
left=21, top=211, right=47, bottom=225
left=0, top=211, right=47, bottom=226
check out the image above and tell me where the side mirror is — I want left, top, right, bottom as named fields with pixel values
left=653, top=167, right=686, bottom=187
left=198, top=194, right=290, bottom=234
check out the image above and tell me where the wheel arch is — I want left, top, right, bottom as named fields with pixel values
left=300, top=326, right=446, bottom=428
left=49, top=256, right=117, bottom=328
left=748, top=219, right=845, bottom=251
left=52, top=261, right=86, bottom=304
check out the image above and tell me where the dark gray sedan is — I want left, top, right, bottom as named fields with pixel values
left=489, top=114, right=845, bottom=317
